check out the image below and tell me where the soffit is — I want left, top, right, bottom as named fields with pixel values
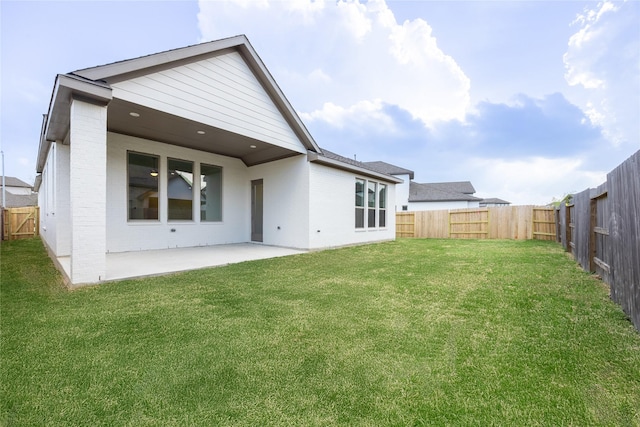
left=108, top=99, right=300, bottom=166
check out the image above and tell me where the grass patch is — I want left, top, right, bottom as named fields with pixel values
left=2, top=238, right=639, bottom=426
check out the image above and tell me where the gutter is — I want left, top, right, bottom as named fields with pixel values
left=36, top=74, right=113, bottom=174
left=307, top=151, right=403, bottom=184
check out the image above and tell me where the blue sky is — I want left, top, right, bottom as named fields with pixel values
left=1, top=0, right=638, bottom=205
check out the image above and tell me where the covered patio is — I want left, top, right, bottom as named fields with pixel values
left=56, top=244, right=306, bottom=285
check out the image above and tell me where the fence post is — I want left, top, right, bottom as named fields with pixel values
left=589, top=198, right=597, bottom=272
left=564, top=203, right=571, bottom=252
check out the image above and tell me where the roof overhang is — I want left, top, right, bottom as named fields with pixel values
left=72, top=35, right=320, bottom=156
left=307, top=151, right=403, bottom=184
left=37, top=74, right=113, bottom=173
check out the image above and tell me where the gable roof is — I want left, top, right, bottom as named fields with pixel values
left=1, top=176, right=32, bottom=188
left=420, top=181, right=476, bottom=195
left=362, top=161, right=415, bottom=180
left=409, top=181, right=481, bottom=202
left=37, top=35, right=321, bottom=173
left=480, top=198, right=511, bottom=205
left=0, top=193, right=37, bottom=208
left=70, top=34, right=319, bottom=152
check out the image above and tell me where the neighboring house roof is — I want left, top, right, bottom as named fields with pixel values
left=309, top=149, right=403, bottom=184
left=0, top=193, right=38, bottom=208
left=409, top=181, right=481, bottom=202
left=480, top=198, right=511, bottom=205
left=362, top=161, right=415, bottom=180
left=420, top=181, right=476, bottom=195
left=1, top=176, right=32, bottom=189
left=37, top=35, right=321, bottom=173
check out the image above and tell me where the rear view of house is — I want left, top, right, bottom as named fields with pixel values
left=35, top=35, right=399, bottom=286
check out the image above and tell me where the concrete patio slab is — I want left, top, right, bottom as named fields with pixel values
left=56, top=244, right=306, bottom=283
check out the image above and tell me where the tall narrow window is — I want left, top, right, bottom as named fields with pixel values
left=201, top=164, right=222, bottom=222
left=368, top=181, right=377, bottom=228
left=355, top=179, right=365, bottom=228
left=168, top=158, right=194, bottom=221
left=128, top=152, right=159, bottom=220
left=379, top=184, right=387, bottom=228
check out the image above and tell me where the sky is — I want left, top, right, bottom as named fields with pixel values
left=1, top=0, right=638, bottom=205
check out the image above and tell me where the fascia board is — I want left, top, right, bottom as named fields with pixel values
left=72, top=35, right=321, bottom=155
left=308, top=151, right=403, bottom=184
left=238, top=40, right=321, bottom=154
left=37, top=74, right=112, bottom=173
left=72, top=35, right=249, bottom=81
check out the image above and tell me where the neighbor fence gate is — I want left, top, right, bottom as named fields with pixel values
left=2, top=206, right=40, bottom=241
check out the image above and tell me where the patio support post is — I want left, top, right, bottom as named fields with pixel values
left=69, top=97, right=108, bottom=284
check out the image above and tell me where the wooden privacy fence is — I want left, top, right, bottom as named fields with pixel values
left=556, top=150, right=639, bottom=332
left=396, top=206, right=556, bottom=240
left=2, top=207, right=40, bottom=241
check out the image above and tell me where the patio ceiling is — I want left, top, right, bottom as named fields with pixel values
left=108, top=98, right=303, bottom=167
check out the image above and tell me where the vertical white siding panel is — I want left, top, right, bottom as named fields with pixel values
left=39, top=146, right=55, bottom=250
left=394, top=174, right=411, bottom=211
left=55, top=143, right=71, bottom=256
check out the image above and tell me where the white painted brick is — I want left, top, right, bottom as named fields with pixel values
left=69, top=99, right=107, bottom=284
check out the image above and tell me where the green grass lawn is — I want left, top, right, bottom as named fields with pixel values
left=1, top=238, right=639, bottom=426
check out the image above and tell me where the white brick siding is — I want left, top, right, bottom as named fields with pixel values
left=69, top=99, right=107, bottom=284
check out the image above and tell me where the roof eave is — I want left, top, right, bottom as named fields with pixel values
left=71, top=35, right=321, bottom=155
left=37, top=74, right=112, bottom=173
left=308, top=151, right=403, bottom=184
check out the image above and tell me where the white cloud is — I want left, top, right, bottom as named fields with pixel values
left=300, top=99, right=395, bottom=132
left=197, top=0, right=470, bottom=128
left=468, top=156, right=607, bottom=205
left=308, top=68, right=331, bottom=83
left=563, top=0, right=640, bottom=147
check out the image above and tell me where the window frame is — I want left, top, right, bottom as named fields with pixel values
left=167, top=158, right=195, bottom=222
left=355, top=177, right=388, bottom=230
left=355, top=178, right=365, bottom=229
left=127, top=151, right=160, bottom=221
left=200, top=163, right=223, bottom=222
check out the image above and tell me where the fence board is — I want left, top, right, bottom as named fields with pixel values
left=2, top=207, right=40, bottom=240
left=397, top=206, right=555, bottom=241
left=395, top=212, right=415, bottom=237
left=607, top=150, right=639, bottom=331
left=556, top=149, right=639, bottom=332
left=415, top=210, right=449, bottom=238
left=533, top=207, right=556, bottom=241
left=450, top=209, right=489, bottom=239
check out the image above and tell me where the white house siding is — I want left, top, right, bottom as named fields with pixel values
left=111, top=51, right=306, bottom=154
left=106, top=132, right=250, bottom=253
left=39, top=138, right=72, bottom=258
left=407, top=200, right=480, bottom=211
left=394, top=174, right=410, bottom=211
left=39, top=144, right=56, bottom=251
left=308, top=163, right=396, bottom=249
left=54, top=143, right=71, bottom=256
left=247, top=155, right=310, bottom=249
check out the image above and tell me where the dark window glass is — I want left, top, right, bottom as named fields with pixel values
left=201, top=164, right=222, bottom=222
left=168, top=158, right=194, bottom=221
left=128, top=152, right=159, bottom=220
left=355, top=179, right=365, bottom=228
left=368, top=181, right=376, bottom=228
